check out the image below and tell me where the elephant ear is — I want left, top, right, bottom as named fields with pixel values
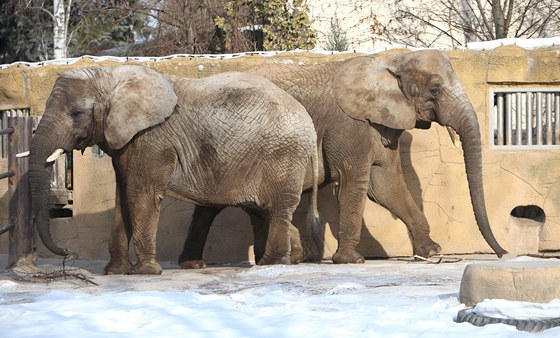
left=333, top=56, right=417, bottom=130
left=105, top=65, right=177, bottom=149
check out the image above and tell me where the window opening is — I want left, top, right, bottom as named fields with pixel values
left=492, top=90, right=560, bottom=147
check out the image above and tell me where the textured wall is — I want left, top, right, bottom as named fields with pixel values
left=1, top=46, right=560, bottom=264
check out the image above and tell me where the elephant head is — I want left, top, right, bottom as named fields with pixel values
left=29, top=65, right=178, bottom=256
left=333, top=50, right=507, bottom=257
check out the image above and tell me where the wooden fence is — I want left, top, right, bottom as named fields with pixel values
left=0, top=117, right=35, bottom=268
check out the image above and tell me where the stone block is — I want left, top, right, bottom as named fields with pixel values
left=459, top=260, right=560, bottom=307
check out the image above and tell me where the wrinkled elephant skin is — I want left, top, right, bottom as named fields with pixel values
left=179, top=50, right=507, bottom=268
left=29, top=66, right=321, bottom=274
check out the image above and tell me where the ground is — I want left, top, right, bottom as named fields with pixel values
left=1, top=254, right=559, bottom=337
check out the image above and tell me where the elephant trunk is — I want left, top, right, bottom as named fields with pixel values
left=29, top=115, right=69, bottom=256
left=450, top=105, right=507, bottom=257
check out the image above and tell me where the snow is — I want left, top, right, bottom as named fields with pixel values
left=474, top=299, right=560, bottom=320
left=3, top=37, right=560, bottom=70
left=1, top=255, right=559, bottom=337
left=464, top=37, right=560, bottom=51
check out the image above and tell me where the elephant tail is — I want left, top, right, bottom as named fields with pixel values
left=305, top=141, right=324, bottom=262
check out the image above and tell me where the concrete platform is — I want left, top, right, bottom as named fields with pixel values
left=459, top=259, right=560, bottom=307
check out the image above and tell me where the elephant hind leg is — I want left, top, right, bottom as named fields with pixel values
left=179, top=205, right=224, bottom=269
left=257, top=218, right=291, bottom=265
left=246, top=208, right=303, bottom=265
left=257, top=192, right=302, bottom=265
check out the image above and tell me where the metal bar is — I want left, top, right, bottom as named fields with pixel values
left=0, top=223, right=15, bottom=236
left=0, top=127, right=14, bottom=135
left=536, top=92, right=543, bottom=145
left=7, top=117, right=35, bottom=268
left=1, top=113, right=7, bottom=158
left=526, top=92, right=533, bottom=145
left=0, top=170, right=15, bottom=180
left=505, top=93, right=512, bottom=145
left=556, top=93, right=560, bottom=144
left=496, top=93, right=504, bottom=145
left=516, top=92, right=522, bottom=145
left=547, top=93, right=553, bottom=145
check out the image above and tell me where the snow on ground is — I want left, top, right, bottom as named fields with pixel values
left=1, top=254, right=559, bottom=337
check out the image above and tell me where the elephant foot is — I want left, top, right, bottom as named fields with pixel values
left=414, top=240, right=442, bottom=258
left=257, top=255, right=291, bottom=265
left=131, top=260, right=163, bottom=275
left=104, top=258, right=133, bottom=275
left=291, top=249, right=304, bottom=264
left=332, top=249, right=365, bottom=264
left=290, top=232, right=304, bottom=264
left=179, top=259, right=206, bottom=269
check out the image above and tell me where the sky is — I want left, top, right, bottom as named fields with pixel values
left=1, top=255, right=559, bottom=338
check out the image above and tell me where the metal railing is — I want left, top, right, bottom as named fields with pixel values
left=0, top=117, right=35, bottom=268
left=492, top=89, right=560, bottom=147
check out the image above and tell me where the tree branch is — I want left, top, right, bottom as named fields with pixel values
left=475, top=0, right=495, bottom=39
left=26, top=5, right=55, bottom=21
left=399, top=9, right=463, bottom=46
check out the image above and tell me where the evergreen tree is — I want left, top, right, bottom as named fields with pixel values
left=0, top=0, right=52, bottom=63
left=216, top=0, right=316, bottom=53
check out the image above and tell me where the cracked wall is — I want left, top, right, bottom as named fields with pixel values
left=1, top=46, right=560, bottom=263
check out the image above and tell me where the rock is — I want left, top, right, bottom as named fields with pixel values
left=459, top=259, right=560, bottom=307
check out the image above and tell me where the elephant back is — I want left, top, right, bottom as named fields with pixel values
left=175, top=72, right=315, bottom=147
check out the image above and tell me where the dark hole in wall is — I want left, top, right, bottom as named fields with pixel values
left=510, top=205, right=545, bottom=223
left=50, top=208, right=73, bottom=218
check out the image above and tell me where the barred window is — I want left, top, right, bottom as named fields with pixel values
left=492, top=90, right=560, bottom=147
left=0, top=108, right=30, bottom=158
left=91, top=145, right=106, bottom=157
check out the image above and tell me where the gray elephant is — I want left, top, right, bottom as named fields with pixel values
left=29, top=65, right=320, bottom=275
left=179, top=50, right=507, bottom=268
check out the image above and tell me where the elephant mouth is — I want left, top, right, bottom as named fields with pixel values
left=75, top=137, right=89, bottom=151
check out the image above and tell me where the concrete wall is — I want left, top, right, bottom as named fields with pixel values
left=1, top=46, right=560, bottom=265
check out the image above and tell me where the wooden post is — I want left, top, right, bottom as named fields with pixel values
left=7, top=116, right=35, bottom=268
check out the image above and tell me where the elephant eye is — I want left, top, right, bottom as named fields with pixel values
left=429, top=86, right=441, bottom=97
left=70, top=109, right=83, bottom=120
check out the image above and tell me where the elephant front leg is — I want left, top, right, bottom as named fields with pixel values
left=129, top=201, right=163, bottom=275
left=125, top=184, right=164, bottom=275
left=247, top=209, right=268, bottom=263
left=179, top=205, right=223, bottom=269
left=332, top=175, right=368, bottom=264
left=368, top=161, right=441, bottom=258
left=104, top=181, right=133, bottom=275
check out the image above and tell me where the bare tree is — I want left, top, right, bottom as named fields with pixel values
left=23, top=0, right=73, bottom=59
left=99, top=0, right=225, bottom=56
left=52, top=0, right=72, bottom=59
left=326, top=16, right=349, bottom=51
left=380, top=0, right=560, bottom=48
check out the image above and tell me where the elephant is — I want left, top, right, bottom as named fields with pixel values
left=179, top=50, right=508, bottom=268
left=29, top=64, right=321, bottom=275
